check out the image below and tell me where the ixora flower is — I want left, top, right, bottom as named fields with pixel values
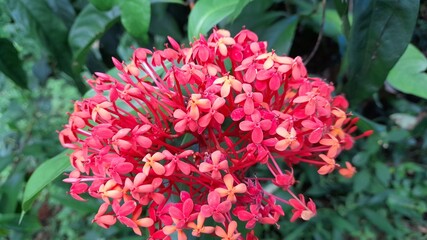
left=59, top=28, right=372, bottom=239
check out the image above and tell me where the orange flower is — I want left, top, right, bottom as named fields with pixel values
left=215, top=174, right=247, bottom=203
left=142, top=152, right=165, bottom=175
left=339, top=162, right=356, bottom=178
left=317, top=154, right=339, bottom=175
left=187, top=213, right=214, bottom=237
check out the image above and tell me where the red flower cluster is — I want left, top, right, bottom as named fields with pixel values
left=59, top=28, right=371, bottom=239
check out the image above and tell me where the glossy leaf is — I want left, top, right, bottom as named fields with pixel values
left=344, top=0, right=419, bottom=104
left=89, top=0, right=116, bottom=11
left=46, top=0, right=76, bottom=28
left=387, top=44, right=427, bottom=99
left=187, top=0, right=251, bottom=40
left=0, top=38, right=28, bottom=89
left=21, top=150, right=71, bottom=213
left=263, top=15, right=299, bottom=55
left=120, top=0, right=151, bottom=41
left=68, top=4, right=120, bottom=74
left=6, top=0, right=72, bottom=75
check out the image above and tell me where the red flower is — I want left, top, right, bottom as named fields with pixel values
left=59, top=27, right=369, bottom=239
left=199, top=150, right=229, bottom=179
left=289, top=194, right=317, bottom=222
left=239, top=111, right=272, bottom=144
left=201, top=191, right=232, bottom=223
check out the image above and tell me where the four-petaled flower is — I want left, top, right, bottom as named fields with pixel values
left=142, top=152, right=166, bottom=175
left=215, top=221, right=240, bottom=240
left=234, top=84, right=263, bottom=115
left=201, top=191, right=232, bottom=223
left=239, top=111, right=272, bottom=144
left=275, top=127, right=300, bottom=151
left=187, top=213, right=215, bottom=237
left=215, top=174, right=247, bottom=203
left=317, top=154, right=339, bottom=175
left=187, top=94, right=211, bottom=120
left=199, top=97, right=226, bottom=128
left=214, top=75, right=243, bottom=97
left=199, top=150, right=229, bottom=179
left=339, top=161, right=356, bottom=178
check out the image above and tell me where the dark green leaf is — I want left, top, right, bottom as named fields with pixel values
left=353, top=169, right=370, bottom=193
left=0, top=38, right=27, bottom=89
left=263, top=15, right=299, bottom=55
left=228, top=0, right=252, bottom=21
left=6, top=0, right=72, bottom=75
left=187, top=0, right=251, bottom=40
left=0, top=172, right=24, bottom=213
left=89, top=0, right=116, bottom=11
left=0, top=155, right=14, bottom=173
left=387, top=44, right=427, bottom=99
left=362, top=209, right=397, bottom=236
left=344, top=0, right=419, bottom=104
left=32, top=57, right=52, bottom=85
left=51, top=190, right=99, bottom=214
left=308, top=9, right=343, bottom=39
left=68, top=4, right=120, bottom=74
left=119, top=0, right=151, bottom=41
left=0, top=214, right=41, bottom=232
left=46, top=0, right=76, bottom=28
left=333, top=0, right=348, bottom=17
left=21, top=150, right=71, bottom=213
left=374, top=162, right=391, bottom=186
left=150, top=3, right=182, bottom=40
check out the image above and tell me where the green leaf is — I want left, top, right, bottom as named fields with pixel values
left=344, top=0, right=419, bottom=104
left=46, top=0, right=76, bottom=28
left=353, top=169, right=370, bottom=193
left=308, top=9, right=343, bottom=39
left=6, top=0, right=72, bottom=75
left=119, top=0, right=151, bottom=41
left=150, top=3, right=182, bottom=40
left=387, top=44, right=427, bottom=99
left=89, top=0, right=116, bottom=11
left=187, top=0, right=251, bottom=40
left=0, top=214, right=41, bottom=233
left=0, top=38, right=27, bottom=89
left=263, top=15, right=299, bottom=55
left=21, top=150, right=71, bottom=214
left=361, top=209, right=397, bottom=236
left=374, top=162, right=391, bottom=186
left=0, top=172, right=24, bottom=213
left=68, top=4, right=120, bottom=74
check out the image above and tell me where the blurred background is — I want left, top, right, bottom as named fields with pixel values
left=0, top=0, right=426, bottom=239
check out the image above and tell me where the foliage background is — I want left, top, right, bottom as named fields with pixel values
left=0, top=0, right=426, bottom=239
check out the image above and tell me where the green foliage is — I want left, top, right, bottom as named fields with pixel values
left=0, top=0, right=426, bottom=239
left=344, top=0, right=420, bottom=104
left=21, top=150, right=70, bottom=214
left=387, top=44, right=427, bottom=99
left=0, top=38, right=27, bottom=89
left=68, top=4, right=120, bottom=74
left=187, top=0, right=251, bottom=39
left=263, top=15, right=299, bottom=55
left=119, top=0, right=151, bottom=41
